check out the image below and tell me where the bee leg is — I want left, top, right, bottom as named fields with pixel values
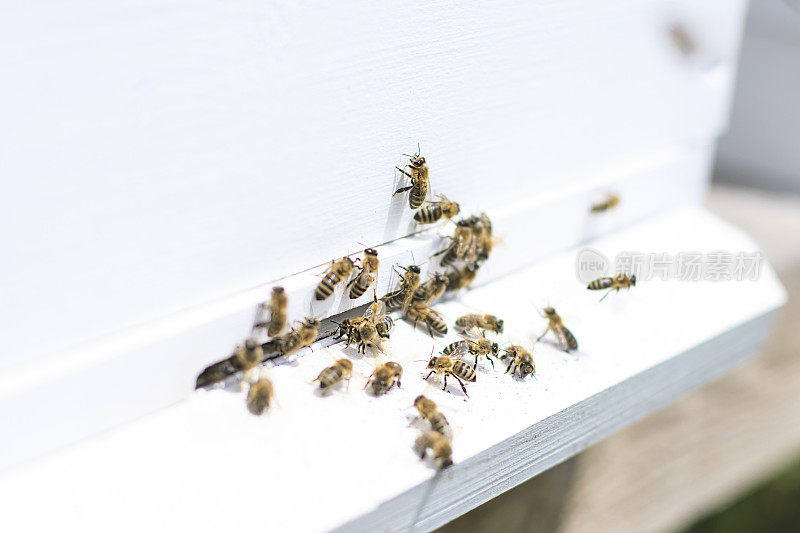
left=363, top=371, right=375, bottom=390
left=599, top=289, right=613, bottom=302
left=424, top=370, right=435, bottom=382
left=345, top=376, right=351, bottom=392
left=395, top=167, right=413, bottom=179
left=452, top=374, right=470, bottom=398
left=474, top=355, right=480, bottom=368
left=396, top=377, right=402, bottom=389
left=536, top=329, right=548, bottom=342
left=487, top=356, right=496, bottom=370
left=442, top=373, right=449, bottom=392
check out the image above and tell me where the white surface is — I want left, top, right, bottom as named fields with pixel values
left=0, top=0, right=747, bottom=369
left=0, top=207, right=785, bottom=533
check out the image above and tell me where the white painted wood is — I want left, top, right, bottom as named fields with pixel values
left=0, top=147, right=711, bottom=472
left=0, top=0, right=747, bottom=372
left=0, top=207, right=785, bottom=532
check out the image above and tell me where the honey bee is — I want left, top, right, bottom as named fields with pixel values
left=590, top=193, right=620, bottom=213
left=425, top=355, right=476, bottom=396
left=365, top=361, right=403, bottom=395
left=263, top=318, right=320, bottom=355
left=411, top=273, right=449, bottom=307
left=394, top=151, right=429, bottom=209
left=587, top=273, right=636, bottom=302
left=501, top=345, right=535, bottom=378
left=537, top=307, right=578, bottom=352
left=381, top=288, right=405, bottom=311
left=415, top=431, right=454, bottom=469
left=435, top=219, right=474, bottom=267
left=195, top=338, right=263, bottom=388
left=348, top=248, right=379, bottom=299
left=413, top=194, right=460, bottom=224
left=407, top=304, right=448, bottom=337
left=245, top=373, right=275, bottom=415
left=445, top=263, right=479, bottom=292
left=315, top=257, right=355, bottom=301
left=413, top=395, right=453, bottom=440
left=313, top=358, right=353, bottom=393
left=253, top=286, right=288, bottom=337
left=336, top=295, right=394, bottom=353
left=473, top=213, right=495, bottom=263
left=442, top=332, right=499, bottom=369
left=454, top=313, right=504, bottom=334
left=395, top=264, right=422, bottom=313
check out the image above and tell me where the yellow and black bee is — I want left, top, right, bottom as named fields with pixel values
left=414, top=194, right=460, bottom=224
left=253, top=286, right=288, bottom=337
left=413, top=395, right=453, bottom=440
left=415, top=430, right=453, bottom=469
left=245, top=373, right=275, bottom=415
left=411, top=273, right=449, bottom=307
left=424, top=355, right=476, bottom=396
left=365, top=361, right=403, bottom=396
left=348, top=249, right=379, bottom=299
left=442, top=333, right=499, bottom=369
left=313, top=358, right=353, bottom=393
left=195, top=338, right=264, bottom=388
left=315, top=257, right=355, bottom=301
left=445, top=263, right=479, bottom=292
left=500, top=345, right=535, bottom=378
left=454, top=313, right=504, bottom=335
left=263, top=318, right=319, bottom=356
left=407, top=304, right=448, bottom=337
left=394, top=151, right=429, bottom=209
left=587, top=273, right=636, bottom=302
left=435, top=219, right=474, bottom=267
left=537, top=307, right=578, bottom=352
left=590, top=193, right=620, bottom=213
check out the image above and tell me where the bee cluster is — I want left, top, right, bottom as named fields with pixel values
left=195, top=149, right=633, bottom=472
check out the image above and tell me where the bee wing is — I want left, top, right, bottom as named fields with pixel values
left=448, top=340, right=471, bottom=357
left=458, top=327, right=482, bottom=341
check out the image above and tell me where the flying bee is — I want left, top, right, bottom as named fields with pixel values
left=411, top=273, right=449, bottom=307
left=365, top=361, right=403, bottom=396
left=590, top=193, right=620, bottom=213
left=253, top=286, right=288, bottom=337
left=415, top=430, right=454, bottom=469
left=407, top=304, right=448, bottom=337
left=454, top=313, right=504, bottom=335
left=195, top=338, right=263, bottom=388
left=435, top=219, right=474, bottom=267
left=348, top=249, right=379, bottom=299
left=394, top=150, right=429, bottom=209
left=442, top=332, right=499, bottom=369
left=313, top=358, right=353, bottom=393
left=413, top=395, right=453, bottom=440
left=587, top=273, right=637, bottom=302
left=537, top=307, right=578, bottom=352
left=445, top=263, right=479, bottom=292
left=501, top=345, right=535, bottom=378
left=245, top=372, right=275, bottom=415
left=425, top=355, right=476, bottom=396
left=315, top=257, right=355, bottom=301
left=473, top=213, right=495, bottom=263
left=263, top=318, right=319, bottom=356
left=413, top=194, right=460, bottom=224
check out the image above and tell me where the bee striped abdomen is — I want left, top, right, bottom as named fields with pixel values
left=348, top=273, right=373, bottom=299
left=315, top=272, right=341, bottom=300
left=439, top=245, right=459, bottom=267
left=426, top=314, right=448, bottom=336
left=414, top=203, right=442, bottom=224
left=428, top=411, right=451, bottom=437
left=317, top=367, right=344, bottom=390
left=409, top=179, right=427, bottom=209
left=558, top=326, right=579, bottom=351
left=382, top=289, right=404, bottom=310
left=587, top=277, right=614, bottom=290
left=442, top=340, right=467, bottom=355
left=451, top=360, right=477, bottom=382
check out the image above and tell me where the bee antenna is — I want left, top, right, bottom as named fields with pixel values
left=417, top=142, right=421, bottom=155
left=410, top=250, right=417, bottom=265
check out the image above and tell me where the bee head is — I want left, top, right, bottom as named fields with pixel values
left=521, top=361, right=535, bottom=376
left=426, top=357, right=438, bottom=369
left=631, top=274, right=637, bottom=286
left=494, top=319, right=504, bottom=333
left=304, top=318, right=320, bottom=328
left=244, top=338, right=258, bottom=351
left=413, top=395, right=426, bottom=408
left=408, top=265, right=421, bottom=274
left=491, top=343, right=499, bottom=356
left=543, top=307, right=556, bottom=316
left=456, top=219, right=471, bottom=228
left=365, top=248, right=378, bottom=257
left=409, top=155, right=426, bottom=167
left=271, top=286, right=284, bottom=295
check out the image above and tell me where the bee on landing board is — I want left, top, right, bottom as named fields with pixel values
left=315, top=257, right=355, bottom=301
left=348, top=248, right=379, bottom=299
left=454, top=313, right=504, bottom=335
left=442, top=331, right=499, bottom=370
left=263, top=318, right=320, bottom=356
left=411, top=273, right=449, bottom=308
left=413, top=395, right=453, bottom=440
left=365, top=361, right=403, bottom=396
left=587, top=273, right=636, bottom=302
left=396, top=264, right=422, bottom=313
left=415, top=431, right=454, bottom=469
left=195, top=338, right=264, bottom=388
left=537, top=307, right=578, bottom=352
left=245, top=371, right=275, bottom=415
left=253, top=286, right=288, bottom=337
left=590, top=193, right=620, bottom=213
left=500, top=345, right=535, bottom=379
left=424, top=355, right=476, bottom=397
left=313, top=358, right=353, bottom=393
left=394, top=150, right=429, bottom=209
left=413, top=194, right=460, bottom=225
left=407, top=304, right=448, bottom=337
